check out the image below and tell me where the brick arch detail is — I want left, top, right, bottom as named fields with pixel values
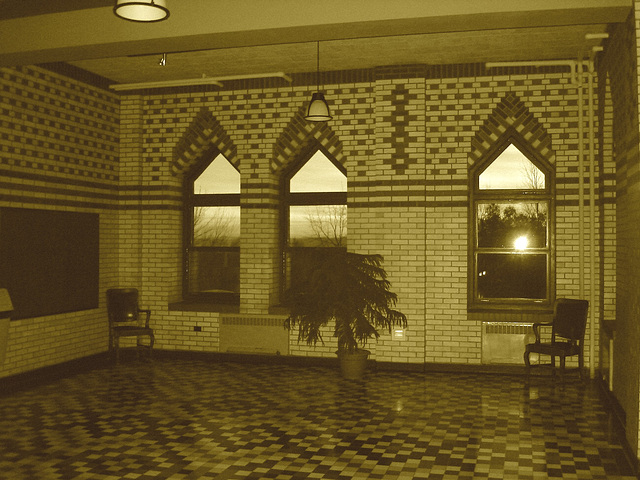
left=172, top=107, right=237, bottom=175
left=469, top=92, right=554, bottom=166
left=272, top=106, right=344, bottom=173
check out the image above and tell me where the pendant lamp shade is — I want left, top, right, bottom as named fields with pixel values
left=305, top=92, right=332, bottom=122
left=305, top=42, right=332, bottom=122
left=114, top=0, right=170, bottom=22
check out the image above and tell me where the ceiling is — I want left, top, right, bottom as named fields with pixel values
left=0, top=0, right=632, bottom=88
left=71, top=24, right=614, bottom=86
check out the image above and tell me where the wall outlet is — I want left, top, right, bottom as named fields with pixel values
left=392, top=328, right=405, bottom=340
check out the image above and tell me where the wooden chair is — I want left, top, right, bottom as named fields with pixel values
left=524, top=298, right=589, bottom=379
left=107, top=288, right=154, bottom=363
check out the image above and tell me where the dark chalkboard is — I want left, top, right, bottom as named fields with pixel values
left=0, top=207, right=99, bottom=319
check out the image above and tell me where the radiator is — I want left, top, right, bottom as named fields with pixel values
left=219, top=315, right=289, bottom=355
left=481, top=322, right=535, bottom=365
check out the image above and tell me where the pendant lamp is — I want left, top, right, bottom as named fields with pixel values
left=304, top=42, right=332, bottom=122
left=114, top=0, right=170, bottom=22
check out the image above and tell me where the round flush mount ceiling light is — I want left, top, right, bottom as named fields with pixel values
left=114, top=0, right=169, bottom=23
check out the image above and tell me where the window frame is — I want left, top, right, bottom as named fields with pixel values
left=468, top=133, right=555, bottom=310
left=183, top=147, right=240, bottom=305
left=280, top=145, right=347, bottom=298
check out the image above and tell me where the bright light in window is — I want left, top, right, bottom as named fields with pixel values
left=514, top=236, right=529, bottom=250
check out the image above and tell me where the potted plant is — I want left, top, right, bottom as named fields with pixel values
left=284, top=250, right=407, bottom=379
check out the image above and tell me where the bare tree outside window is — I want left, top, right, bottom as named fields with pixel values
left=193, top=206, right=240, bottom=247
left=306, top=205, right=347, bottom=247
left=520, top=158, right=545, bottom=190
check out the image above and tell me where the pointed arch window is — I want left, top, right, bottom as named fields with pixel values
left=470, top=138, right=555, bottom=308
left=282, top=148, right=347, bottom=294
left=184, top=152, right=240, bottom=304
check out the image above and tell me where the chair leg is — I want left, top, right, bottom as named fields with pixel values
left=559, top=355, right=565, bottom=381
left=524, top=350, right=531, bottom=374
left=578, top=353, right=584, bottom=379
left=115, top=337, right=120, bottom=364
left=136, top=334, right=154, bottom=360
left=149, top=333, right=154, bottom=359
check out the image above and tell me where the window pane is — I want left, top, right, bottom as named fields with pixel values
left=479, top=144, right=545, bottom=190
left=477, top=202, right=547, bottom=248
left=477, top=253, right=546, bottom=299
left=289, top=205, right=347, bottom=247
left=188, top=249, right=239, bottom=294
left=194, top=154, right=240, bottom=194
left=285, top=247, right=347, bottom=293
left=290, top=151, right=347, bottom=193
left=193, top=206, right=240, bottom=247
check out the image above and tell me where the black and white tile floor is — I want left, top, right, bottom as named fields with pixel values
left=0, top=357, right=637, bottom=479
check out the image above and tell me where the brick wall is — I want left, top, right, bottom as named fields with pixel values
left=0, top=65, right=119, bottom=378
left=106, top=64, right=607, bottom=369
left=600, top=4, right=640, bottom=458
left=0, top=58, right=615, bottom=378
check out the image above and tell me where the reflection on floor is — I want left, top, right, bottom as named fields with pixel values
left=0, top=357, right=637, bottom=479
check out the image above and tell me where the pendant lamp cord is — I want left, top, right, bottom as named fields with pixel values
left=316, top=41, right=321, bottom=92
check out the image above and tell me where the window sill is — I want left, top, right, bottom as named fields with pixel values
left=468, top=304, right=553, bottom=315
left=168, top=301, right=240, bottom=314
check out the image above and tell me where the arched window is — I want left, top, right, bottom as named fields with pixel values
left=184, top=152, right=240, bottom=304
left=282, top=148, right=347, bottom=294
left=470, top=137, right=554, bottom=308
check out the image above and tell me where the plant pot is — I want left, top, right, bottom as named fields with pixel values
left=337, top=349, right=370, bottom=380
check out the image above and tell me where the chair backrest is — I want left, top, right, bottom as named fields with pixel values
left=553, top=298, right=589, bottom=342
left=107, top=288, right=139, bottom=324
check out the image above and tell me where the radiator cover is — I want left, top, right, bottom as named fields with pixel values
left=482, top=322, right=535, bottom=365
left=219, top=315, right=289, bottom=355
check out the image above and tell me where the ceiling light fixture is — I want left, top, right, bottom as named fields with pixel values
left=114, top=0, right=170, bottom=23
left=304, top=42, right=332, bottom=122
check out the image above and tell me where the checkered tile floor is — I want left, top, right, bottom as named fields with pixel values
left=0, top=357, right=637, bottom=479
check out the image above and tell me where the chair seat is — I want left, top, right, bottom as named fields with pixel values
left=525, top=341, right=580, bottom=357
left=113, top=325, right=153, bottom=336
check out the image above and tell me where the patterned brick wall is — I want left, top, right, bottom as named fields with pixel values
left=595, top=72, right=616, bottom=334
left=0, top=65, right=119, bottom=378
left=0, top=57, right=616, bottom=378
left=423, top=71, right=606, bottom=364
left=468, top=92, right=554, bottom=165
left=173, top=107, right=237, bottom=174
left=106, top=64, right=605, bottom=369
left=600, top=4, right=640, bottom=457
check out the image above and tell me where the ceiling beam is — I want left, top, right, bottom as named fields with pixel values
left=0, top=0, right=630, bottom=67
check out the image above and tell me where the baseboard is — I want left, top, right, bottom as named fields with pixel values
left=0, top=352, right=110, bottom=396
left=155, top=350, right=536, bottom=375
left=154, top=349, right=339, bottom=368
left=0, top=350, right=591, bottom=392
left=422, top=362, right=529, bottom=375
